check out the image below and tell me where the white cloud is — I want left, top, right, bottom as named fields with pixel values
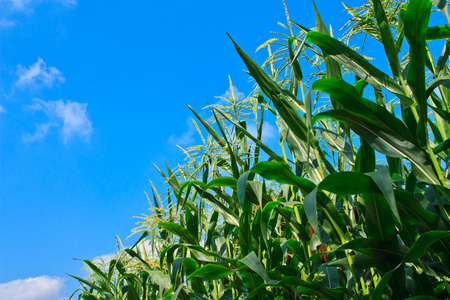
left=168, top=118, right=196, bottom=146
left=15, top=58, right=65, bottom=89
left=24, top=98, right=92, bottom=143
left=0, top=105, right=6, bottom=114
left=0, top=275, right=64, bottom=300
left=0, top=18, right=15, bottom=27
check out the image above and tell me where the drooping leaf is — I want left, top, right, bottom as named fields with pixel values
left=404, top=231, right=450, bottom=262
left=205, top=176, right=237, bottom=191
left=426, top=75, right=450, bottom=98
left=189, top=264, right=235, bottom=280
left=313, top=110, right=440, bottom=185
left=318, top=172, right=381, bottom=195
left=305, top=31, right=408, bottom=100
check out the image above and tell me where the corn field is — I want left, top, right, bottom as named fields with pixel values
left=71, top=0, right=450, bottom=299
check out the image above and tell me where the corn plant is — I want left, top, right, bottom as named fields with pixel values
left=72, top=0, right=450, bottom=299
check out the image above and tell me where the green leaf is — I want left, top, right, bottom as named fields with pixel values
left=305, top=31, right=408, bottom=100
left=205, top=176, right=237, bottom=191
left=277, top=118, right=324, bottom=183
left=340, top=238, right=407, bottom=261
left=189, top=264, right=235, bottom=280
left=367, top=167, right=400, bottom=223
left=288, top=37, right=303, bottom=81
left=429, top=104, right=450, bottom=123
left=171, top=283, right=185, bottom=300
left=69, top=274, right=113, bottom=297
left=251, top=162, right=316, bottom=192
left=159, top=222, right=198, bottom=245
left=372, top=267, right=397, bottom=300
left=80, top=259, right=109, bottom=285
left=251, top=162, right=347, bottom=244
left=427, top=24, right=450, bottom=40
left=326, top=254, right=377, bottom=270
left=313, top=109, right=440, bottom=185
left=311, top=78, right=416, bottom=144
left=227, top=34, right=318, bottom=150
left=215, top=109, right=285, bottom=163
left=249, top=180, right=263, bottom=208
left=404, top=230, right=450, bottom=262
left=261, top=201, right=280, bottom=250
left=361, top=193, right=397, bottom=242
left=436, top=39, right=450, bottom=75
left=426, top=75, right=450, bottom=98
left=304, top=186, right=319, bottom=234
left=278, top=276, right=344, bottom=299
left=125, top=248, right=155, bottom=272
left=193, top=185, right=240, bottom=226
left=312, top=0, right=330, bottom=35
left=212, top=110, right=240, bottom=178
left=237, top=171, right=250, bottom=209
left=239, top=252, right=272, bottom=283
left=404, top=0, right=432, bottom=146
left=312, top=0, right=342, bottom=81
left=374, top=230, right=450, bottom=299
left=182, top=258, right=206, bottom=294
left=205, top=211, right=219, bottom=248
left=187, top=104, right=226, bottom=149
left=355, top=139, right=375, bottom=173
left=372, top=0, right=401, bottom=77
left=314, top=127, right=354, bottom=165
left=433, top=139, right=450, bottom=154
left=318, top=172, right=381, bottom=195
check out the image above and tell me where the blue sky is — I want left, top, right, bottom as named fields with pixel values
left=0, top=0, right=386, bottom=298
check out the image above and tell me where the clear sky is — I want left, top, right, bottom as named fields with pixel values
left=0, top=0, right=371, bottom=299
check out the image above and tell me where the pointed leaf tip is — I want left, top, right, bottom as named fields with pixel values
left=226, top=32, right=237, bottom=45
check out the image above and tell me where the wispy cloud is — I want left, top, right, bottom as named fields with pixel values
left=1, top=0, right=76, bottom=11
left=3, top=0, right=34, bottom=11
left=23, top=122, right=53, bottom=142
left=0, top=105, right=6, bottom=114
left=15, top=58, right=65, bottom=89
left=0, top=275, right=64, bottom=300
left=24, top=98, right=92, bottom=143
left=0, top=18, right=15, bottom=27
left=59, top=0, right=76, bottom=7
left=168, top=118, right=196, bottom=146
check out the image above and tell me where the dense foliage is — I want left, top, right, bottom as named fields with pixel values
left=71, top=0, right=450, bottom=299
